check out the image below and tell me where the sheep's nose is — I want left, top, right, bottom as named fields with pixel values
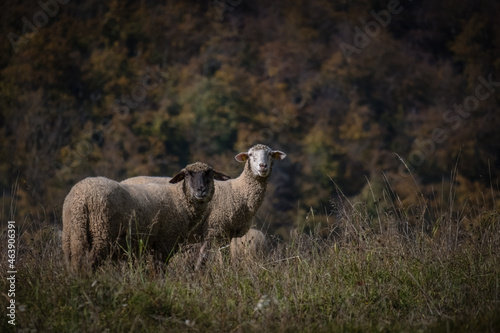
left=259, top=163, right=267, bottom=169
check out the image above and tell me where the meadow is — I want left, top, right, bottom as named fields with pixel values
left=2, top=178, right=499, bottom=332
left=2, top=1, right=500, bottom=331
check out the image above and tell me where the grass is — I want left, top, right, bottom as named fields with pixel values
left=1, top=178, right=500, bottom=332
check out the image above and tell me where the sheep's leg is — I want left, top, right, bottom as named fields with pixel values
left=62, top=213, right=72, bottom=271
left=67, top=204, right=92, bottom=272
left=86, top=206, right=113, bottom=270
left=194, top=240, right=209, bottom=271
left=89, top=224, right=112, bottom=269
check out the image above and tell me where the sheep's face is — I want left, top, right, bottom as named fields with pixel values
left=235, top=144, right=286, bottom=178
left=170, top=163, right=230, bottom=202
left=187, top=169, right=217, bottom=201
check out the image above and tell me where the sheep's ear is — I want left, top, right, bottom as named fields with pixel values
left=234, top=152, right=248, bottom=163
left=271, top=150, right=286, bottom=160
left=170, top=170, right=186, bottom=184
left=213, top=171, right=231, bottom=181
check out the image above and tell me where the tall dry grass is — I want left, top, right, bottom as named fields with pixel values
left=1, top=172, right=499, bottom=332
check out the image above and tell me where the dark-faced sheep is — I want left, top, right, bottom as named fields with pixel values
left=62, top=162, right=229, bottom=272
left=121, top=176, right=172, bottom=185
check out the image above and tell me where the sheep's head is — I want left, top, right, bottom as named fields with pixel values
left=170, top=162, right=230, bottom=202
left=235, top=144, right=286, bottom=178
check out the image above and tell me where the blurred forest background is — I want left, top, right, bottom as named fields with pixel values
left=1, top=0, right=499, bottom=239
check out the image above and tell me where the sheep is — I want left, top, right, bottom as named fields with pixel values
left=119, top=144, right=286, bottom=269
left=121, top=176, right=172, bottom=185
left=230, top=228, right=270, bottom=261
left=169, top=229, right=270, bottom=271
left=193, top=144, right=285, bottom=269
left=205, top=144, right=286, bottom=244
left=62, top=162, right=229, bottom=272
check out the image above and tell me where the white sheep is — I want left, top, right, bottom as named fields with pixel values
left=170, top=229, right=270, bottom=270
left=62, top=162, right=229, bottom=271
left=194, top=144, right=285, bottom=269
left=230, top=228, right=270, bottom=261
left=205, top=144, right=286, bottom=244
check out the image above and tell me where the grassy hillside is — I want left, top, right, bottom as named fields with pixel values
left=2, top=179, right=499, bottom=332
